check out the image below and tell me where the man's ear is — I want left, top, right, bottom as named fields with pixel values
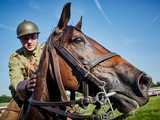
left=57, top=2, right=71, bottom=30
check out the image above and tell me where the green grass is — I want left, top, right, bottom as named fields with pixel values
left=127, top=96, right=160, bottom=120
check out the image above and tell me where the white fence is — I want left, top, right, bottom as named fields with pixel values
left=148, top=88, right=160, bottom=96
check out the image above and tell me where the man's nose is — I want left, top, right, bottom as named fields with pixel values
left=27, top=38, right=33, bottom=43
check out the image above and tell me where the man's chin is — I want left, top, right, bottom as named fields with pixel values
left=25, top=47, right=36, bottom=52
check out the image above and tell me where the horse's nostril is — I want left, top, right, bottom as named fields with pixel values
left=139, top=74, right=151, bottom=89
left=137, top=73, right=152, bottom=97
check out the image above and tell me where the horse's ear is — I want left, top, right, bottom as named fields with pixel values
left=57, top=2, right=71, bottom=30
left=75, top=16, right=82, bottom=30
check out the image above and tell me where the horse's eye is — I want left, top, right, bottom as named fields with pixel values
left=73, top=37, right=84, bottom=44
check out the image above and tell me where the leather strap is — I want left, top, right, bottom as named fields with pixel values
left=37, top=106, right=100, bottom=120
left=27, top=97, right=100, bottom=120
left=52, top=41, right=105, bottom=87
left=88, top=53, right=119, bottom=69
left=48, top=39, right=68, bottom=101
left=0, top=108, right=20, bottom=113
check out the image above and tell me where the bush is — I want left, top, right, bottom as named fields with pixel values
left=0, top=95, right=11, bottom=103
left=156, top=82, right=160, bottom=86
left=151, top=81, right=160, bottom=87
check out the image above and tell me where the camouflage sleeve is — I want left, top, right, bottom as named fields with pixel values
left=9, top=53, right=24, bottom=89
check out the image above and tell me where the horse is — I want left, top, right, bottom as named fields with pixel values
left=19, top=2, right=152, bottom=120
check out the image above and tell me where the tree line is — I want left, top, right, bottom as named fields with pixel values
left=0, top=95, right=11, bottom=103
left=151, top=81, right=160, bottom=87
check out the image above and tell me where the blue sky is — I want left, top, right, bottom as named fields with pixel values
left=0, top=0, right=160, bottom=95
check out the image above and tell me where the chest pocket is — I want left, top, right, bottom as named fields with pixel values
left=17, top=55, right=38, bottom=79
left=21, top=66, right=28, bottom=79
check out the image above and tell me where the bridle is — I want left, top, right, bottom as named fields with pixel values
left=51, top=27, right=119, bottom=86
left=20, top=27, right=119, bottom=120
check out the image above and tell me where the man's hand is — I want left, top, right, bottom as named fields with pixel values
left=26, top=74, right=37, bottom=92
left=16, top=74, right=37, bottom=100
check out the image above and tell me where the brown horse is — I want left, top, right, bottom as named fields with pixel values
left=20, top=3, right=152, bottom=120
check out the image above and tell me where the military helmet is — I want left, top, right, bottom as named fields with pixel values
left=16, top=20, right=40, bottom=38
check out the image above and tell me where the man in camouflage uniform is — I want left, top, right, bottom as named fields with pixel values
left=0, top=20, right=44, bottom=120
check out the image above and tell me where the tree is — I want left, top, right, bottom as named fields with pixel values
left=156, top=82, right=160, bottom=86
left=0, top=95, right=11, bottom=103
left=151, top=81, right=157, bottom=87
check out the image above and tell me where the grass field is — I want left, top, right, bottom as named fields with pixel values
left=127, top=96, right=160, bottom=120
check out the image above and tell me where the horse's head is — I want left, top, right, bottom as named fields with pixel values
left=50, top=3, right=152, bottom=113
left=48, top=3, right=152, bottom=114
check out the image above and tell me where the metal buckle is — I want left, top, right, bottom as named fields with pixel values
left=96, top=81, right=116, bottom=119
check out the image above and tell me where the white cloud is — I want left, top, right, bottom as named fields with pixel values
left=152, top=15, right=160, bottom=24
left=121, top=36, right=136, bottom=46
left=94, top=0, right=112, bottom=24
left=28, top=0, right=44, bottom=13
left=0, top=24, right=15, bottom=31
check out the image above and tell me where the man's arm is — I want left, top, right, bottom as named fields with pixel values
left=9, top=54, right=37, bottom=100
left=9, top=54, right=24, bottom=90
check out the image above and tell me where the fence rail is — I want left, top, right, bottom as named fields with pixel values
left=148, top=88, right=160, bottom=96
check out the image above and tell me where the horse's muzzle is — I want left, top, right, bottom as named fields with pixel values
left=107, top=71, right=152, bottom=114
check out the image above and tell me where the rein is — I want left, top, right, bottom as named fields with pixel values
left=0, top=107, right=20, bottom=113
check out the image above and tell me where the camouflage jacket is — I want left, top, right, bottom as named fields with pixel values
left=8, top=43, right=44, bottom=105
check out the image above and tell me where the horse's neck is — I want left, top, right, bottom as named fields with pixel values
left=33, top=72, right=49, bottom=101
left=33, top=45, right=50, bottom=101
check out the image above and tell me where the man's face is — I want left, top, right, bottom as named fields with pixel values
left=20, top=33, right=38, bottom=52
